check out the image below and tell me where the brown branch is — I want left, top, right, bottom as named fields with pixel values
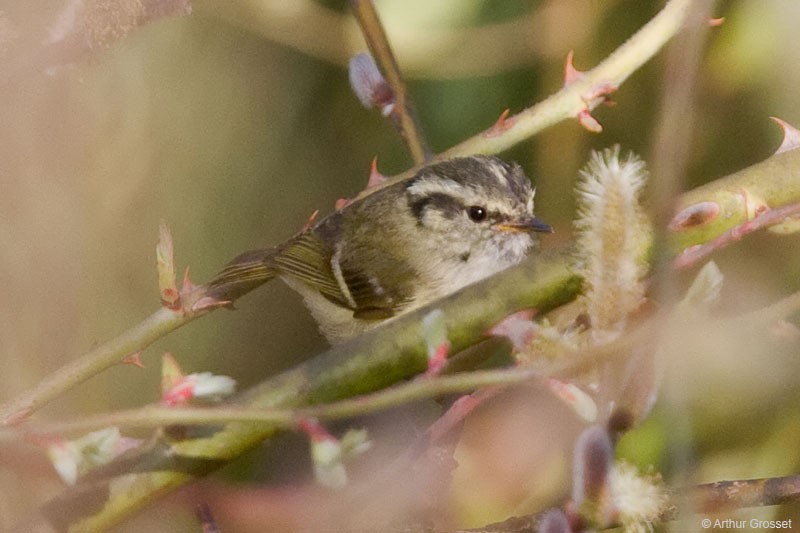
left=350, top=0, right=431, bottom=164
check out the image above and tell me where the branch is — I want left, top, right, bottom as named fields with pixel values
left=0, top=307, right=201, bottom=425
left=669, top=147, right=800, bottom=254
left=6, top=368, right=538, bottom=438
left=0, top=0, right=707, bottom=426
left=40, top=256, right=581, bottom=532
left=350, top=0, right=431, bottom=163
left=459, top=475, right=800, bottom=533
left=355, top=0, right=700, bottom=199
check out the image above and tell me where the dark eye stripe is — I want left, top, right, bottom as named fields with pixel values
left=408, top=192, right=462, bottom=222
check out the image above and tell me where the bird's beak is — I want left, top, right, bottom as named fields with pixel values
left=496, top=216, right=554, bottom=234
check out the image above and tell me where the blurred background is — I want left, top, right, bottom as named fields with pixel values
left=0, top=0, right=799, bottom=530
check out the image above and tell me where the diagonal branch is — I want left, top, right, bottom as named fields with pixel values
left=350, top=0, right=431, bottom=163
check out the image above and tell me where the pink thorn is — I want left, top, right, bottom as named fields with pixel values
left=708, top=17, right=725, bottom=27
left=335, top=198, right=352, bottom=210
left=182, top=266, right=197, bottom=293
left=583, top=82, right=618, bottom=105
left=122, top=352, right=145, bottom=369
left=672, top=201, right=800, bottom=270
left=425, top=342, right=450, bottom=377
left=366, top=156, right=387, bottom=189
left=771, top=116, right=800, bottom=154
left=484, top=108, right=516, bottom=138
left=302, top=209, right=320, bottom=232
left=298, top=418, right=336, bottom=442
left=563, top=50, right=583, bottom=85
left=578, top=109, right=603, bottom=133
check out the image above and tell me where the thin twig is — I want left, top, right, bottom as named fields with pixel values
left=673, top=201, right=800, bottom=269
left=350, top=0, right=431, bottom=163
left=2, top=368, right=538, bottom=438
left=0, top=306, right=199, bottom=426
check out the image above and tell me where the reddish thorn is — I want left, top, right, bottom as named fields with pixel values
left=563, top=50, right=583, bottom=85
left=298, top=418, right=336, bottom=442
left=191, top=296, right=233, bottom=313
left=182, top=266, right=197, bottom=293
left=583, top=82, right=618, bottom=104
left=578, top=110, right=603, bottom=133
left=484, top=108, right=516, bottom=138
left=122, top=352, right=145, bottom=369
left=302, top=209, right=320, bottom=232
left=708, top=17, right=725, bottom=27
left=335, top=198, right=352, bottom=210
left=366, top=156, right=387, bottom=189
left=425, top=342, right=450, bottom=377
left=668, top=201, right=721, bottom=232
left=771, top=116, right=800, bottom=154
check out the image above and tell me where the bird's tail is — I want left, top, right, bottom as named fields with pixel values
left=205, top=248, right=279, bottom=301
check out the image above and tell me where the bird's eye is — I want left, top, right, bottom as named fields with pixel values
left=467, top=205, right=488, bottom=222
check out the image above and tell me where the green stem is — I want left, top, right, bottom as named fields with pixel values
left=10, top=368, right=537, bottom=438
left=53, top=257, right=580, bottom=532
left=0, top=307, right=198, bottom=426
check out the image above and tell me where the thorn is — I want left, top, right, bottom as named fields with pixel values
left=335, top=198, right=352, bottom=210
left=771, top=116, right=800, bottom=154
left=181, top=266, right=197, bottom=293
left=578, top=110, right=603, bottom=133
left=577, top=82, right=617, bottom=133
left=191, top=296, right=233, bottom=313
left=583, top=82, right=618, bottom=105
left=366, top=156, right=387, bottom=189
left=563, top=50, right=583, bottom=85
left=485, top=309, right=537, bottom=352
left=121, top=352, right=144, bottom=368
left=708, top=17, right=725, bottom=27
left=483, top=108, right=516, bottom=138
left=302, top=209, right=320, bottom=232
left=668, top=201, right=721, bottom=232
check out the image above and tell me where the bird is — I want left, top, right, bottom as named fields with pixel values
left=207, top=155, right=552, bottom=344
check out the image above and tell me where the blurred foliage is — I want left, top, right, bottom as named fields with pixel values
left=1, top=0, right=799, bottom=530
